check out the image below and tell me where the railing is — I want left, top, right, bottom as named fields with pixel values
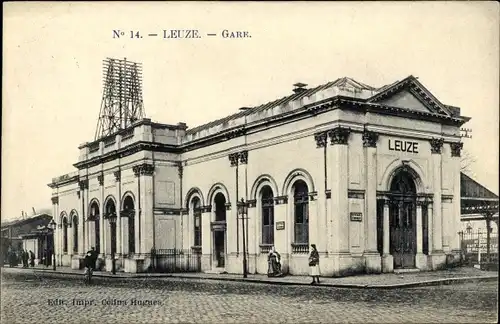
left=260, top=244, right=273, bottom=254
left=151, top=248, right=201, bottom=273
left=459, top=230, right=498, bottom=267
left=121, top=128, right=135, bottom=141
left=291, top=243, right=309, bottom=254
left=51, top=171, right=79, bottom=183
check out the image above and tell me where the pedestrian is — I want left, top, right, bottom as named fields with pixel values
left=267, top=246, right=283, bottom=277
left=29, top=250, right=35, bottom=267
left=308, top=244, right=320, bottom=285
left=23, top=250, right=29, bottom=268
left=86, top=247, right=98, bottom=271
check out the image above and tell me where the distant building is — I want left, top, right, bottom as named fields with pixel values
left=49, top=75, right=470, bottom=275
left=1, top=213, right=53, bottom=263
left=460, top=172, right=499, bottom=234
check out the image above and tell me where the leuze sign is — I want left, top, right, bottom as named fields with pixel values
left=388, top=139, right=419, bottom=154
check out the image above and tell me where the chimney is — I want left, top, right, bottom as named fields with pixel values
left=293, top=82, right=308, bottom=94
left=32, top=207, right=36, bottom=215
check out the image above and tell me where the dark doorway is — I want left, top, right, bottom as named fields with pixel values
left=214, top=231, right=225, bottom=267
left=389, top=170, right=417, bottom=269
left=213, top=192, right=227, bottom=268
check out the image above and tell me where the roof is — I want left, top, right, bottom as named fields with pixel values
left=460, top=172, right=499, bottom=216
left=186, top=77, right=379, bottom=135
left=1, top=213, right=53, bottom=229
left=460, top=173, right=499, bottom=200
left=185, top=75, right=464, bottom=137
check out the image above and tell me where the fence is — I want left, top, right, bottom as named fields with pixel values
left=151, top=248, right=201, bottom=273
left=459, top=230, right=498, bottom=266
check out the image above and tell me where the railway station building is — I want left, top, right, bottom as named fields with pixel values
left=49, top=75, right=470, bottom=276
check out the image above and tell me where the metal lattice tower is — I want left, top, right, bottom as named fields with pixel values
left=95, top=57, right=145, bottom=140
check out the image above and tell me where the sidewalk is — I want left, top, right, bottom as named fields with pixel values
left=1, top=265, right=497, bottom=289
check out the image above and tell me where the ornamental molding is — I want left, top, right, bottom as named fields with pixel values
left=51, top=196, right=59, bottom=205
left=225, top=203, right=232, bottom=211
left=114, top=170, right=121, bottom=182
left=348, top=189, right=365, bottom=199
left=97, top=173, right=104, bottom=186
left=239, top=151, right=248, bottom=164
left=201, top=205, right=212, bottom=213
left=274, top=195, right=288, bottom=205
left=133, top=163, right=155, bottom=177
left=78, top=179, right=89, bottom=190
left=449, top=142, right=463, bottom=157
left=308, top=191, right=318, bottom=201
left=429, top=138, right=444, bottom=154
left=362, top=130, right=379, bottom=148
left=247, top=199, right=257, bottom=208
left=328, top=127, right=351, bottom=145
left=314, top=132, right=328, bottom=148
left=325, top=190, right=331, bottom=199
left=177, top=163, right=184, bottom=178
left=229, top=151, right=249, bottom=167
left=229, top=153, right=239, bottom=167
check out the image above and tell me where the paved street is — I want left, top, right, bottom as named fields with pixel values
left=1, top=275, right=497, bottom=323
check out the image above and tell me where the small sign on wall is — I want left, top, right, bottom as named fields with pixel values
left=276, top=221, right=285, bottom=230
left=350, top=212, right=362, bottom=222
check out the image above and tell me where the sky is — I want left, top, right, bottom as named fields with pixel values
left=2, top=1, right=499, bottom=221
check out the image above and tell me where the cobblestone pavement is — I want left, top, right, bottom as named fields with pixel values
left=1, top=275, right=497, bottom=323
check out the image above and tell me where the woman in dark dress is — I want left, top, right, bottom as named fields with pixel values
left=267, top=246, right=282, bottom=277
left=308, top=244, right=320, bottom=284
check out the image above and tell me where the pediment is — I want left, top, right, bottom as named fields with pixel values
left=377, top=89, right=435, bottom=113
left=368, top=76, right=452, bottom=117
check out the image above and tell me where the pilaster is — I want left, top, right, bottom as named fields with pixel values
left=313, top=131, right=328, bottom=253
left=114, top=170, right=122, bottom=256
left=430, top=138, right=444, bottom=253
left=450, top=142, right=463, bottom=252
left=382, top=199, right=393, bottom=272
left=328, top=127, right=350, bottom=254
left=415, top=201, right=427, bottom=269
left=363, top=131, right=378, bottom=249
left=133, top=163, right=155, bottom=255
left=99, top=173, right=105, bottom=257
left=273, top=198, right=289, bottom=272
left=201, top=206, right=212, bottom=270
left=362, top=130, right=381, bottom=271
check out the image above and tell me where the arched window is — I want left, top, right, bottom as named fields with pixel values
left=261, top=186, right=274, bottom=245
left=123, top=196, right=135, bottom=254
left=72, top=215, right=78, bottom=253
left=214, top=193, right=226, bottom=222
left=192, top=197, right=202, bottom=247
left=90, top=201, right=101, bottom=254
left=293, top=180, right=309, bottom=244
left=62, top=217, right=68, bottom=253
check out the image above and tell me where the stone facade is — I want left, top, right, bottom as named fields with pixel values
left=49, top=76, right=470, bottom=275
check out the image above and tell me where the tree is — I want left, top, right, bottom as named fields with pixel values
left=460, top=150, right=476, bottom=177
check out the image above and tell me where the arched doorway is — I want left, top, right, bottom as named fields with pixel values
left=389, top=169, right=417, bottom=269
left=213, top=192, right=226, bottom=268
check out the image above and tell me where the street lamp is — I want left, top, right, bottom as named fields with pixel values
left=106, top=212, right=117, bottom=275
left=48, top=219, right=57, bottom=271
left=237, top=198, right=248, bottom=278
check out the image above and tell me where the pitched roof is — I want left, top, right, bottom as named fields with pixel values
left=186, top=77, right=377, bottom=135
left=0, top=213, right=53, bottom=229
left=461, top=172, right=499, bottom=200
left=185, top=76, right=461, bottom=136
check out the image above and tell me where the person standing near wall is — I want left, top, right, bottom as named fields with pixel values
left=308, top=244, right=320, bottom=285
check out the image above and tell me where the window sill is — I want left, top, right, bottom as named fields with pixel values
left=291, top=243, right=309, bottom=254
left=259, top=244, right=273, bottom=254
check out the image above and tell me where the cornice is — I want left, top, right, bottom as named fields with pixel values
left=72, top=95, right=468, bottom=171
